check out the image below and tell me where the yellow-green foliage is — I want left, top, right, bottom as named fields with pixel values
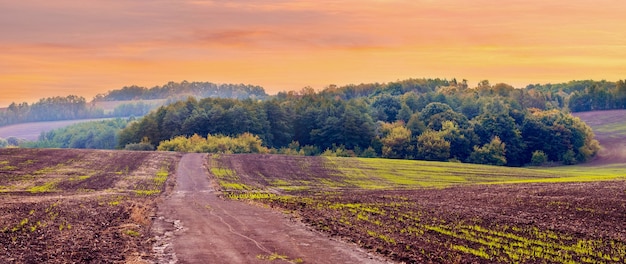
left=228, top=192, right=276, bottom=200
left=132, top=165, right=170, bottom=196
left=210, top=167, right=235, bottom=179
left=133, top=190, right=160, bottom=196
left=1, top=165, right=17, bottom=171
left=157, top=133, right=268, bottom=154
left=124, top=229, right=140, bottom=237
left=28, top=181, right=57, bottom=193
left=256, top=253, right=303, bottom=263
left=69, top=175, right=91, bottom=181
left=154, top=167, right=168, bottom=186
left=219, top=182, right=251, bottom=191
left=58, top=221, right=71, bottom=231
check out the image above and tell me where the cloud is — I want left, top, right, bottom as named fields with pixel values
left=1, top=0, right=626, bottom=105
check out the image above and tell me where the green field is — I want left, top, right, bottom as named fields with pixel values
left=214, top=156, right=626, bottom=193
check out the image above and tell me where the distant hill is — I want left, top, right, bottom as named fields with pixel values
left=573, top=109, right=626, bottom=166
left=0, top=81, right=268, bottom=128
left=93, top=81, right=267, bottom=101
left=0, top=118, right=114, bottom=141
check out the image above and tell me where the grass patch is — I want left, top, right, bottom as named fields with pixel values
left=69, top=175, right=92, bottom=181
left=124, top=229, right=140, bottom=237
left=28, top=181, right=58, bottom=193
left=133, top=190, right=160, bottom=196
left=154, top=167, right=168, bottom=186
left=219, top=182, right=252, bottom=191
left=1, top=165, right=18, bottom=171
left=256, top=253, right=303, bottom=263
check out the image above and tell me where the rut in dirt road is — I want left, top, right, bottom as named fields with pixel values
left=151, top=153, right=386, bottom=264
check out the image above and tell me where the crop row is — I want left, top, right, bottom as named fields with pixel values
left=228, top=191, right=625, bottom=263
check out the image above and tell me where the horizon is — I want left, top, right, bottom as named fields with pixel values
left=0, top=77, right=620, bottom=108
left=2, top=0, right=625, bottom=107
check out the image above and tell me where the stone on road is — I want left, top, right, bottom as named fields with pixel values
left=151, top=153, right=386, bottom=264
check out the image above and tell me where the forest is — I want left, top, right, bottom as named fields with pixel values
left=7, top=78, right=626, bottom=167
left=116, top=78, right=619, bottom=166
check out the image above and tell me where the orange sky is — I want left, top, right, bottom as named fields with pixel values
left=1, top=0, right=626, bottom=106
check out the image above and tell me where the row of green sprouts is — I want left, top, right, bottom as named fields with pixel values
left=226, top=192, right=625, bottom=263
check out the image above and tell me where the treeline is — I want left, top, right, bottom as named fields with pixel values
left=22, top=118, right=130, bottom=149
left=0, top=96, right=105, bottom=126
left=93, top=81, right=267, bottom=101
left=1, top=81, right=269, bottom=127
left=527, top=80, right=626, bottom=112
left=119, top=78, right=600, bottom=166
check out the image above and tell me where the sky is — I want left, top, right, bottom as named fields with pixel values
left=1, top=0, right=626, bottom=106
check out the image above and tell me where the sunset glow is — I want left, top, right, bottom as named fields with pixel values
left=1, top=0, right=626, bottom=106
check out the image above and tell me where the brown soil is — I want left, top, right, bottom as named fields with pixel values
left=214, top=153, right=626, bottom=263
left=268, top=182, right=626, bottom=263
left=0, top=149, right=181, bottom=263
left=151, top=153, right=387, bottom=264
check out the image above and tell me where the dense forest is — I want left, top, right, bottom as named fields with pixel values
left=116, top=78, right=610, bottom=166
left=0, top=81, right=268, bottom=126
left=11, top=78, right=626, bottom=167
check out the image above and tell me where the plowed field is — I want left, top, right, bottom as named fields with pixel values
left=0, top=149, right=182, bottom=263
left=210, top=153, right=626, bottom=263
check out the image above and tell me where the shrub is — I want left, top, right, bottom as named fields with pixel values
left=417, top=130, right=450, bottom=161
left=468, top=136, right=507, bottom=166
left=562, top=149, right=577, bottom=165
left=530, top=150, right=548, bottom=166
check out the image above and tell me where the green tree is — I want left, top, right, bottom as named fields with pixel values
left=420, top=102, right=453, bottom=124
left=468, top=136, right=507, bottom=166
left=406, top=113, right=426, bottom=136
left=263, top=100, right=294, bottom=147
left=416, top=130, right=450, bottom=161
left=530, top=150, right=548, bottom=166
left=396, top=103, right=413, bottom=123
left=474, top=112, right=525, bottom=166
left=379, top=122, right=412, bottom=159
left=372, top=94, right=402, bottom=122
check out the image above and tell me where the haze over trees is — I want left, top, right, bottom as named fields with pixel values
left=0, top=81, right=268, bottom=127
left=22, top=118, right=131, bottom=149
left=93, top=81, right=267, bottom=101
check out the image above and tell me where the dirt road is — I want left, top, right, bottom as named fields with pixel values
left=151, top=153, right=386, bottom=264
